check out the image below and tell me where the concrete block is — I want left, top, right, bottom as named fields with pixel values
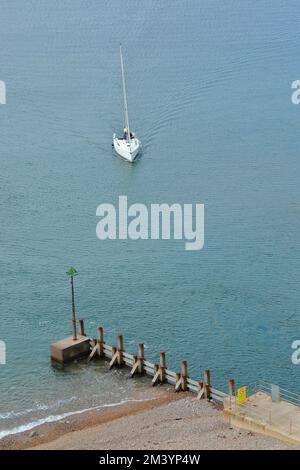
left=50, top=335, right=90, bottom=363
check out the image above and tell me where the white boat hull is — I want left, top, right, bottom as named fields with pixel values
left=113, top=135, right=140, bottom=162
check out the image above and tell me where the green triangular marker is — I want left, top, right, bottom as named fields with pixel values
left=66, top=267, right=78, bottom=277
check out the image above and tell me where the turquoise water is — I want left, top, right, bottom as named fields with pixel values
left=1, top=0, right=300, bottom=436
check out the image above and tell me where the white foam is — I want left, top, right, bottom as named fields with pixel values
left=0, top=396, right=77, bottom=420
left=0, top=398, right=150, bottom=440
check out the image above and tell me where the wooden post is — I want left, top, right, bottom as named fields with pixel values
left=117, top=335, right=124, bottom=366
left=203, top=382, right=209, bottom=399
left=228, top=379, right=235, bottom=410
left=204, top=368, right=211, bottom=400
left=97, top=326, right=104, bottom=357
left=181, top=360, right=188, bottom=391
left=98, top=326, right=104, bottom=342
left=197, top=381, right=204, bottom=400
left=130, top=355, right=138, bottom=376
left=109, top=346, right=117, bottom=367
left=229, top=379, right=235, bottom=397
left=111, top=346, right=116, bottom=361
left=159, top=352, right=166, bottom=383
left=152, top=364, right=159, bottom=386
left=138, top=343, right=144, bottom=374
left=87, top=339, right=98, bottom=362
left=175, top=372, right=182, bottom=392
left=78, top=319, right=85, bottom=336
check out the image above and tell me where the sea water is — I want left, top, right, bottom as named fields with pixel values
left=1, top=0, right=300, bottom=437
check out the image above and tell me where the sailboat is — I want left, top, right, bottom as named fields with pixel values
left=112, top=44, right=141, bottom=162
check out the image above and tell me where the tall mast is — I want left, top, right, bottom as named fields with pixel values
left=120, top=44, right=130, bottom=143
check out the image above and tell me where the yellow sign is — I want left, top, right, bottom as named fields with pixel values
left=237, top=386, right=247, bottom=405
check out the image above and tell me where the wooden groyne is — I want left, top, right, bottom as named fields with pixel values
left=50, top=319, right=227, bottom=404
left=50, top=320, right=300, bottom=445
left=52, top=268, right=300, bottom=446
